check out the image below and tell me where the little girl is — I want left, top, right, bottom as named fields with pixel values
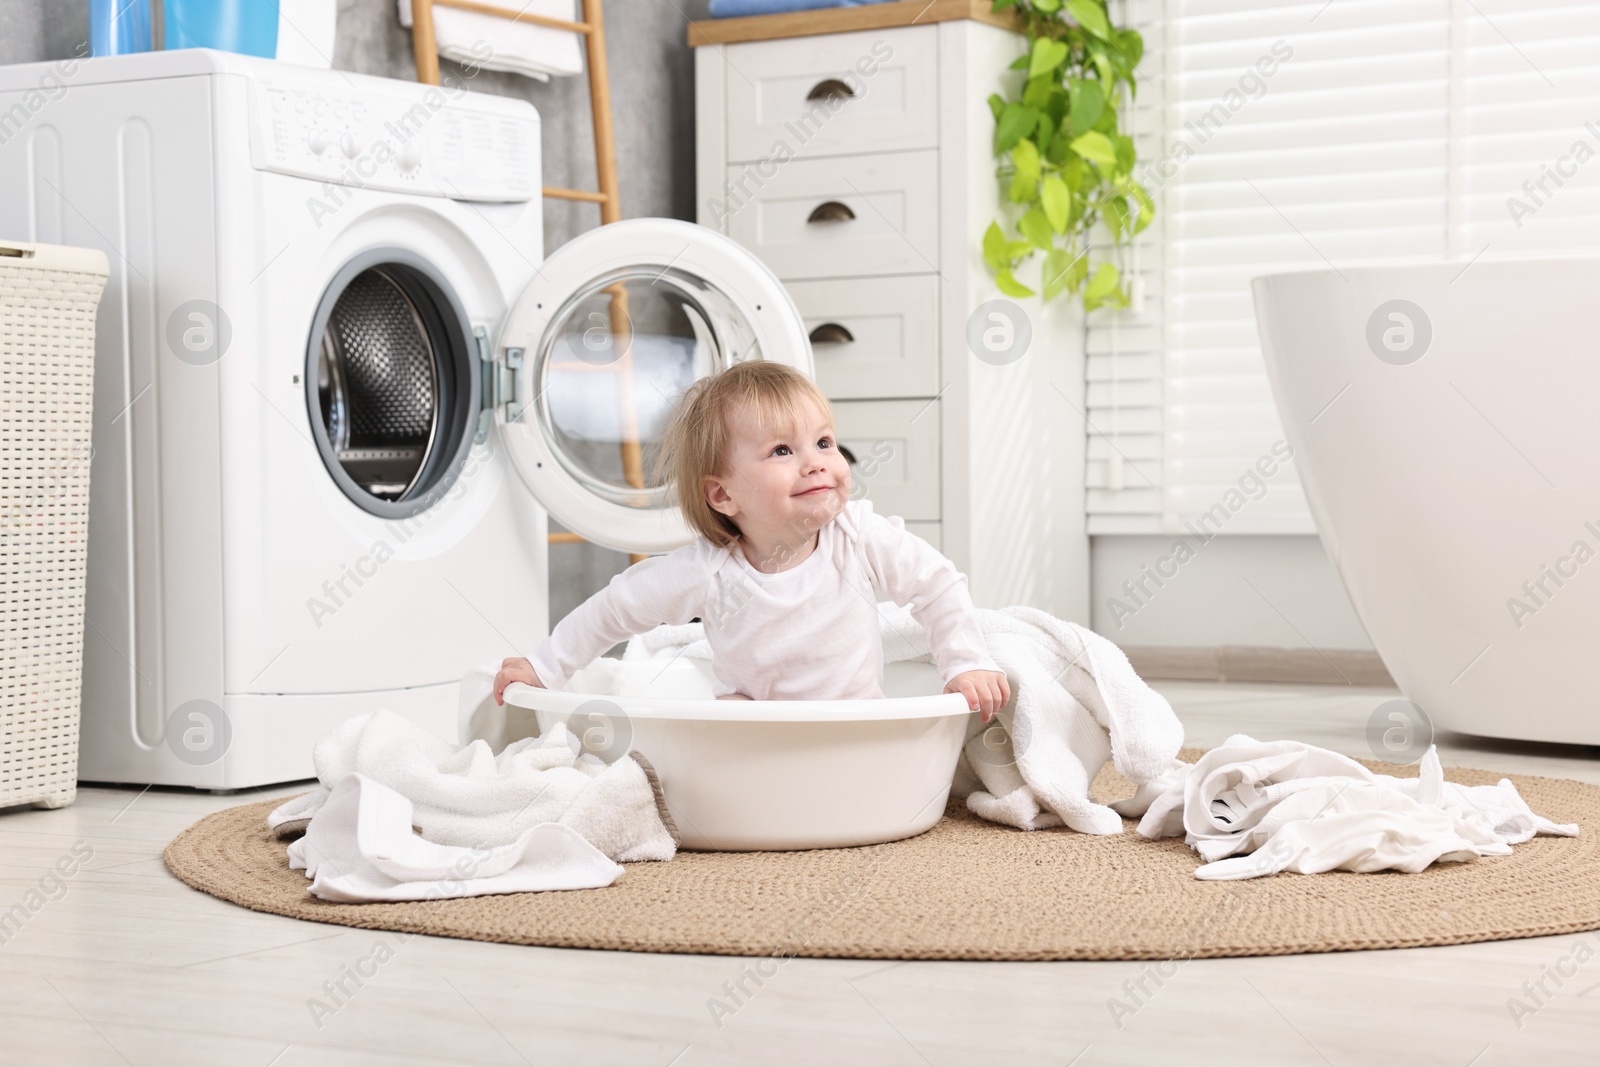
left=493, top=360, right=1011, bottom=720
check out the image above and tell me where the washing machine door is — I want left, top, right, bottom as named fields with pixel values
left=491, top=218, right=813, bottom=555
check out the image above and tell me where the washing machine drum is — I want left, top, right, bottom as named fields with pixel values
left=307, top=254, right=478, bottom=518
left=304, top=219, right=815, bottom=551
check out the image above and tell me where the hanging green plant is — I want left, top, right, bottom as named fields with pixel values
left=982, top=0, right=1153, bottom=312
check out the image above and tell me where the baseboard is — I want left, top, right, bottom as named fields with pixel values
left=1124, top=646, right=1395, bottom=687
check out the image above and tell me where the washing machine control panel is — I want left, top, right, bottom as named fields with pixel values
left=246, top=77, right=538, bottom=203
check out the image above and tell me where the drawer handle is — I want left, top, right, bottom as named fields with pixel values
left=806, top=78, right=856, bottom=101
left=807, top=201, right=856, bottom=223
left=808, top=323, right=855, bottom=345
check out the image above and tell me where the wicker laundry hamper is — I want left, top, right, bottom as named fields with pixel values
left=0, top=239, right=109, bottom=810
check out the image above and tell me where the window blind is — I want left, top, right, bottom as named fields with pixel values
left=1086, top=0, right=1600, bottom=535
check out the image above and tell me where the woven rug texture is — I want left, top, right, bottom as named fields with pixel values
left=162, top=752, right=1600, bottom=960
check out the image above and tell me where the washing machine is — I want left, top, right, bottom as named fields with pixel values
left=0, top=49, right=811, bottom=790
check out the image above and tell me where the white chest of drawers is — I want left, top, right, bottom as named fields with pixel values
left=691, top=2, right=1089, bottom=621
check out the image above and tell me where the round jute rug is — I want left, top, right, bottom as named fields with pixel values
left=163, top=752, right=1600, bottom=960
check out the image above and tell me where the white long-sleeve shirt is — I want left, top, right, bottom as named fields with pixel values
left=528, top=500, right=998, bottom=700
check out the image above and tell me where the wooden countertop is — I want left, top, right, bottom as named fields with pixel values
left=686, top=0, right=1022, bottom=47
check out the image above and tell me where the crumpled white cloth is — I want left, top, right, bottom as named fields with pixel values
left=1118, top=734, right=1578, bottom=879
left=619, top=601, right=1186, bottom=835
left=287, top=772, right=624, bottom=902
left=397, top=0, right=583, bottom=81
left=267, top=709, right=677, bottom=901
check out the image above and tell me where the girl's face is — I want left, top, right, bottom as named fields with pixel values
left=703, top=396, right=851, bottom=548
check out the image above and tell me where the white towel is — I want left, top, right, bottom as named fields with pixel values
left=1119, top=733, right=1578, bottom=879
left=620, top=602, right=1187, bottom=836
left=267, top=709, right=678, bottom=901
left=397, top=0, right=584, bottom=82
left=288, top=772, right=624, bottom=902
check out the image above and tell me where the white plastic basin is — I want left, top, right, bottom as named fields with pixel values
left=502, top=659, right=972, bottom=851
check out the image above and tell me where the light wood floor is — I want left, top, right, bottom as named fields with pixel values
left=4, top=682, right=1599, bottom=1066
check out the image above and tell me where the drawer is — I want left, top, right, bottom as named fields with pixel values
left=903, top=521, right=941, bottom=552
left=726, top=150, right=938, bottom=280
left=789, top=275, right=939, bottom=400
left=723, top=25, right=938, bottom=163
left=834, top=398, right=940, bottom=522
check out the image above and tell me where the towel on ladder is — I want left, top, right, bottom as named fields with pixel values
left=397, top=0, right=584, bottom=82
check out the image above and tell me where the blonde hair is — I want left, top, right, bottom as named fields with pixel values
left=654, top=360, right=834, bottom=548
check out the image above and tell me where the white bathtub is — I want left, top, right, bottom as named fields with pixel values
left=502, top=659, right=973, bottom=850
left=1252, top=258, right=1600, bottom=745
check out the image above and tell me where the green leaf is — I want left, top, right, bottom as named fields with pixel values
left=1042, top=248, right=1076, bottom=301
left=1127, top=181, right=1155, bottom=235
left=991, top=0, right=1018, bottom=11
left=1113, top=134, right=1137, bottom=176
left=1064, top=157, right=1090, bottom=191
left=1032, top=0, right=1062, bottom=12
left=1093, top=102, right=1118, bottom=134
left=995, top=267, right=1036, bottom=298
left=1034, top=112, right=1056, bottom=153
left=982, top=221, right=1008, bottom=272
left=987, top=92, right=1006, bottom=123
left=1067, top=0, right=1112, bottom=39
left=1067, top=77, right=1104, bottom=137
left=1008, top=172, right=1034, bottom=205
left=1043, top=84, right=1067, bottom=125
left=1029, top=37, right=1069, bottom=80
left=1018, top=205, right=1055, bottom=252
left=1091, top=50, right=1115, bottom=89
left=1103, top=195, right=1129, bottom=241
left=1012, top=137, right=1041, bottom=183
left=984, top=220, right=1034, bottom=268
left=1116, top=28, right=1144, bottom=68
left=1099, top=40, right=1131, bottom=85
left=1070, top=130, right=1117, bottom=166
left=1009, top=137, right=1041, bottom=202
left=1082, top=261, right=1121, bottom=311
left=1008, top=53, right=1030, bottom=71
left=994, top=103, right=1039, bottom=154
left=1045, top=124, right=1074, bottom=165
left=1040, top=173, right=1071, bottom=233
left=1023, top=73, right=1054, bottom=108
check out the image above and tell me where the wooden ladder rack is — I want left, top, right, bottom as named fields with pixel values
left=409, top=0, right=647, bottom=565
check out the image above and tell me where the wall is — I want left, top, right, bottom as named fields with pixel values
left=0, top=0, right=709, bottom=625
left=1091, top=534, right=1373, bottom=650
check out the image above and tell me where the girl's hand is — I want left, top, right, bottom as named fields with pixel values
left=946, top=669, right=1011, bottom=723
left=494, top=657, right=544, bottom=706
